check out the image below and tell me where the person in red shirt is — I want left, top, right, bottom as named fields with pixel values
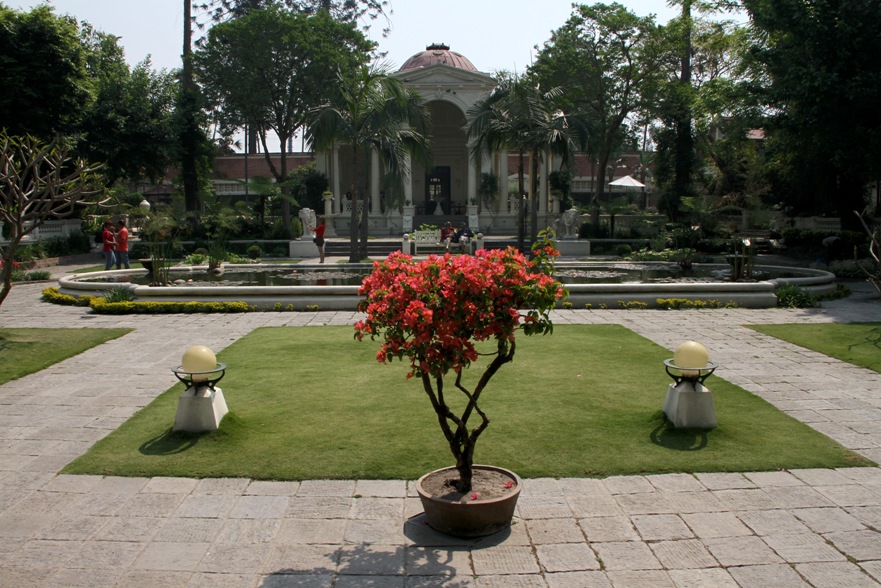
left=114, top=219, right=130, bottom=269
left=101, top=220, right=116, bottom=270
left=313, top=216, right=326, bottom=263
left=440, top=221, right=454, bottom=251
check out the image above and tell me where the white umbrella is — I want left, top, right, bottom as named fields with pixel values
left=608, top=175, right=645, bottom=188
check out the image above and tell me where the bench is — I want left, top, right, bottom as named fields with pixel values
left=412, top=229, right=444, bottom=255
left=402, top=229, right=479, bottom=255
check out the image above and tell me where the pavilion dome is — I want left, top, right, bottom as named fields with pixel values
left=399, top=43, right=478, bottom=72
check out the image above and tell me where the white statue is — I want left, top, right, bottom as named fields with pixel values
left=561, top=207, right=580, bottom=239
left=299, top=208, right=317, bottom=239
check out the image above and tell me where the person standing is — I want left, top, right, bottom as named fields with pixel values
left=101, top=220, right=116, bottom=270
left=313, top=216, right=326, bottom=263
left=114, top=219, right=130, bottom=269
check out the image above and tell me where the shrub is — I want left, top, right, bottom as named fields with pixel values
left=182, top=253, right=208, bottom=266
left=246, top=244, right=262, bottom=259
left=17, top=270, right=51, bottom=281
left=615, top=244, right=632, bottom=257
left=89, top=298, right=255, bottom=314
left=775, top=284, right=819, bottom=308
left=617, top=300, right=648, bottom=310
left=823, top=259, right=866, bottom=279
left=103, top=287, right=135, bottom=303
left=66, top=230, right=92, bottom=254
left=13, top=242, right=47, bottom=262
left=655, top=298, right=737, bottom=310
left=41, top=287, right=94, bottom=307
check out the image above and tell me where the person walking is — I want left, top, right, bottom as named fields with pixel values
left=101, top=220, right=116, bottom=270
left=313, top=216, right=326, bottom=263
left=114, top=219, right=130, bottom=269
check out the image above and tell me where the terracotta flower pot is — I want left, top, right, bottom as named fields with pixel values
left=415, top=465, right=522, bottom=538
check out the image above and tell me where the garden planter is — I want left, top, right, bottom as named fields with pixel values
left=415, top=465, right=522, bottom=538
left=138, top=258, right=153, bottom=272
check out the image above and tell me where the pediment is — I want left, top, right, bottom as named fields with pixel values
left=394, top=64, right=496, bottom=90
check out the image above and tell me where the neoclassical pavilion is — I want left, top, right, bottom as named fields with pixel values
left=313, top=43, right=563, bottom=236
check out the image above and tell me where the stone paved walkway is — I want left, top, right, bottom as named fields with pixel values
left=1, top=268, right=881, bottom=587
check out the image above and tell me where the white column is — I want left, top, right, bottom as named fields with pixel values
left=403, top=152, right=413, bottom=206
left=467, top=151, right=477, bottom=207
left=550, top=154, right=561, bottom=214
left=480, top=151, right=491, bottom=209
left=498, top=150, right=508, bottom=213
left=370, top=149, right=380, bottom=215
left=539, top=152, right=549, bottom=213
left=332, top=145, right=342, bottom=214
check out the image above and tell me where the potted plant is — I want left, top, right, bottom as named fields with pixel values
left=355, top=231, right=564, bottom=536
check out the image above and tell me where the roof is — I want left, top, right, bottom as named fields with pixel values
left=400, top=43, right=478, bottom=72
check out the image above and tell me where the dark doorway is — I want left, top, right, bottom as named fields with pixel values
left=425, top=166, right=451, bottom=215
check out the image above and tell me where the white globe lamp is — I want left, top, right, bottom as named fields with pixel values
left=181, top=345, right=217, bottom=382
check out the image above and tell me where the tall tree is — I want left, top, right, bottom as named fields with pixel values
left=467, top=74, right=574, bottom=251
left=196, top=6, right=374, bottom=235
left=77, top=30, right=179, bottom=184
left=650, top=0, right=742, bottom=220
left=530, top=3, right=665, bottom=227
left=179, top=0, right=207, bottom=221
left=193, top=0, right=391, bottom=36
left=308, top=63, right=431, bottom=262
left=743, top=0, right=881, bottom=229
left=0, top=133, right=103, bottom=307
left=0, top=4, right=90, bottom=139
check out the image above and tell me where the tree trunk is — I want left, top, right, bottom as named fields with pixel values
left=673, top=0, right=694, bottom=199
left=0, top=249, right=15, bottom=307
left=517, top=151, right=526, bottom=252
left=279, top=148, right=291, bottom=238
left=358, top=147, right=370, bottom=261
left=180, top=0, right=201, bottom=224
left=349, top=146, right=361, bottom=263
left=529, top=149, right=540, bottom=251
left=592, top=155, right=609, bottom=228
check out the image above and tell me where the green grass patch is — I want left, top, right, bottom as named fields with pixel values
left=0, top=328, right=131, bottom=385
left=748, top=323, right=881, bottom=373
left=63, top=325, right=872, bottom=480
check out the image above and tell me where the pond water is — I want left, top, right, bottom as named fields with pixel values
left=77, top=262, right=808, bottom=287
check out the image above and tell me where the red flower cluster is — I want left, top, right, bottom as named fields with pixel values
left=355, top=247, right=564, bottom=378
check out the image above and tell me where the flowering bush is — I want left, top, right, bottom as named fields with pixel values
left=355, top=236, right=564, bottom=492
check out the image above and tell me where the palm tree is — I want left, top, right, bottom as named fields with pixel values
left=467, top=74, right=574, bottom=252
left=308, top=63, right=431, bottom=262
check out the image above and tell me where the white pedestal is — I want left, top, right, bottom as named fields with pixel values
left=663, top=381, right=716, bottom=429
left=173, top=385, right=229, bottom=432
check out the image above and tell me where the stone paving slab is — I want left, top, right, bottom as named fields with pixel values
left=2, top=279, right=881, bottom=585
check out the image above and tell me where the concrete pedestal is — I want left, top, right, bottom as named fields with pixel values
left=173, top=385, right=229, bottom=433
left=663, top=381, right=716, bottom=429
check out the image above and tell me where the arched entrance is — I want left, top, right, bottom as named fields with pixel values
left=413, top=100, right=468, bottom=217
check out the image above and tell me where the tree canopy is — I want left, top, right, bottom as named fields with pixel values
left=309, top=63, right=431, bottom=262
left=196, top=6, right=374, bottom=233
left=529, top=3, right=664, bottom=224
left=0, top=132, right=103, bottom=307
left=467, top=74, right=574, bottom=250
left=743, top=0, right=881, bottom=229
left=0, top=4, right=90, bottom=138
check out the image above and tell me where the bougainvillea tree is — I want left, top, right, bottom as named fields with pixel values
left=355, top=238, right=564, bottom=492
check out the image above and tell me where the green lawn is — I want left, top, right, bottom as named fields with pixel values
left=62, top=325, right=873, bottom=480
left=748, top=323, right=881, bottom=373
left=0, top=328, right=131, bottom=385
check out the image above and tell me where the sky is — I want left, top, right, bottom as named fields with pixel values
left=5, top=0, right=684, bottom=73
